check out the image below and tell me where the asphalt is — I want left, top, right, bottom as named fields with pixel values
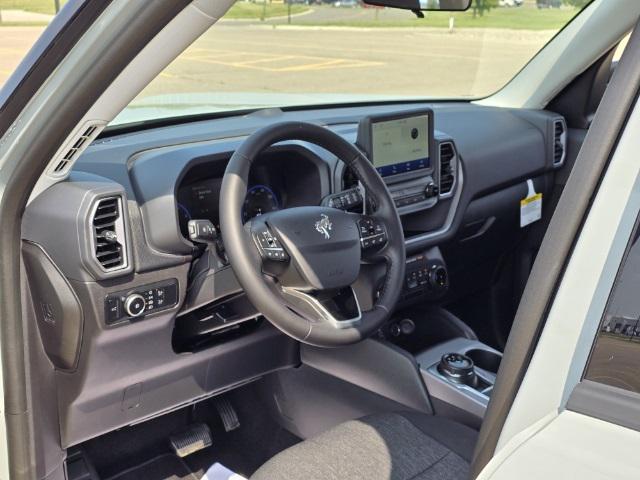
left=143, top=23, right=552, bottom=99
left=0, top=16, right=553, bottom=101
left=586, top=334, right=640, bottom=393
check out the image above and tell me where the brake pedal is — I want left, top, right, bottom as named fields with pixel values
left=215, top=396, right=240, bottom=432
left=170, top=423, right=213, bottom=458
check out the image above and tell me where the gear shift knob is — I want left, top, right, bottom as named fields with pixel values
left=437, top=353, right=477, bottom=386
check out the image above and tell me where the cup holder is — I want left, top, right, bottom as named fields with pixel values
left=466, top=349, right=501, bottom=374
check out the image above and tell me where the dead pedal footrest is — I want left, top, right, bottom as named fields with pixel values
left=169, top=423, right=213, bottom=458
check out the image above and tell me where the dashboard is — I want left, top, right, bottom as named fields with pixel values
left=20, top=101, right=568, bottom=449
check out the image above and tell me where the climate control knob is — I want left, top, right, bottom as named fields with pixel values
left=124, top=294, right=146, bottom=317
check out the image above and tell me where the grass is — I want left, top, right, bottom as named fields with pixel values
left=0, top=1, right=580, bottom=30
left=225, top=2, right=310, bottom=19
left=295, top=5, right=581, bottom=30
left=0, top=0, right=66, bottom=15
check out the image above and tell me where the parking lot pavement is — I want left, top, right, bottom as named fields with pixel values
left=0, top=26, right=44, bottom=86
left=146, top=25, right=553, bottom=99
left=587, top=335, right=640, bottom=392
left=1, top=23, right=553, bottom=100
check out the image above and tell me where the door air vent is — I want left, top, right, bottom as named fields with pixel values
left=553, top=118, right=567, bottom=167
left=50, top=124, right=102, bottom=176
left=438, top=141, right=457, bottom=197
left=91, top=196, right=127, bottom=271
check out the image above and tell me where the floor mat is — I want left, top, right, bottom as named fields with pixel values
left=107, top=454, right=197, bottom=480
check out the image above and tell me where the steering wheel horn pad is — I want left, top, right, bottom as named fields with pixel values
left=254, top=206, right=361, bottom=290
left=220, top=121, right=406, bottom=347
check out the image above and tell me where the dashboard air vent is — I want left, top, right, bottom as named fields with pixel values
left=91, top=196, right=126, bottom=271
left=439, top=141, right=457, bottom=197
left=50, top=124, right=102, bottom=177
left=553, top=118, right=567, bottom=167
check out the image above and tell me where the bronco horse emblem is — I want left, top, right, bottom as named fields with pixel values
left=314, top=214, right=333, bottom=240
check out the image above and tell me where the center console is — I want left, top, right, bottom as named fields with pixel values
left=415, top=338, right=502, bottom=428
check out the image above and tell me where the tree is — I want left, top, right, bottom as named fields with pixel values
left=471, top=0, right=498, bottom=17
left=564, top=0, right=590, bottom=6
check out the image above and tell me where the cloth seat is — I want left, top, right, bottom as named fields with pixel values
left=251, top=412, right=477, bottom=480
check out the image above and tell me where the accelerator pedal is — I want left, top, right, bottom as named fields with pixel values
left=170, top=423, right=213, bottom=458
left=215, top=396, right=240, bottom=432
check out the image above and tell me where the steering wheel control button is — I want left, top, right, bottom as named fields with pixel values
left=124, top=294, right=146, bottom=317
left=253, top=229, right=289, bottom=262
left=358, top=217, right=387, bottom=251
left=188, top=219, right=218, bottom=244
left=327, top=188, right=362, bottom=211
left=104, top=279, right=179, bottom=325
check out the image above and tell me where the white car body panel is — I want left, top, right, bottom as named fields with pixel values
left=482, top=411, right=640, bottom=480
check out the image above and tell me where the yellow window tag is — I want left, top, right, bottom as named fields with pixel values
left=520, top=179, right=542, bottom=228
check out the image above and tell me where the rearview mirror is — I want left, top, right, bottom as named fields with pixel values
left=362, top=0, right=471, bottom=12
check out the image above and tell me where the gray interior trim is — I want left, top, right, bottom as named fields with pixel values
left=416, top=338, right=501, bottom=429
left=22, top=177, right=134, bottom=281
left=301, top=339, right=433, bottom=414
left=0, top=1, right=192, bottom=477
left=405, top=159, right=463, bottom=247
left=567, top=380, right=640, bottom=432
left=471, top=19, right=640, bottom=478
left=261, top=365, right=428, bottom=441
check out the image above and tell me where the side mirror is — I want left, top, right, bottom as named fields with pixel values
left=362, top=0, right=471, bottom=12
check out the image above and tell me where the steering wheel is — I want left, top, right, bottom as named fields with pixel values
left=220, top=122, right=406, bottom=347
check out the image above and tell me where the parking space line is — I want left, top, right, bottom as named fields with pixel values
left=279, top=59, right=382, bottom=72
left=159, top=72, right=181, bottom=79
left=235, top=55, right=296, bottom=66
left=179, top=49, right=384, bottom=72
left=182, top=51, right=241, bottom=60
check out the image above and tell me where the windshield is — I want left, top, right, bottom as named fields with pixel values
left=112, top=0, right=591, bottom=126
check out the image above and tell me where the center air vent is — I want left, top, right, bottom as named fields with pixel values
left=439, top=141, right=457, bottom=197
left=92, top=196, right=127, bottom=271
left=553, top=118, right=567, bottom=167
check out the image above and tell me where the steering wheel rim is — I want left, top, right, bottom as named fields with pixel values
left=220, top=121, right=405, bottom=347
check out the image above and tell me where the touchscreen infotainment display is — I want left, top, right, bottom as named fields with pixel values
left=370, top=115, right=430, bottom=177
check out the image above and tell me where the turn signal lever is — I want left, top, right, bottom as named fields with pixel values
left=187, top=219, right=227, bottom=264
left=188, top=219, right=218, bottom=244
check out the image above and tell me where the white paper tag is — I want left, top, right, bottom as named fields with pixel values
left=203, top=463, right=247, bottom=480
left=520, top=179, right=542, bottom=228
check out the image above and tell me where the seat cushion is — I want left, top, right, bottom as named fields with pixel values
left=251, top=412, right=477, bottom=480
